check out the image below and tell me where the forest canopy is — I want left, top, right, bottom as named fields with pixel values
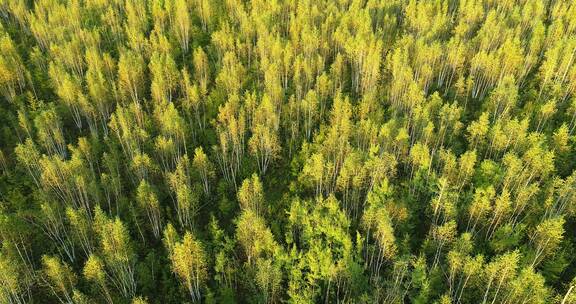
left=1, top=0, right=576, bottom=303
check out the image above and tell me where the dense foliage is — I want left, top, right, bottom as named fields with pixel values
left=1, top=0, right=576, bottom=303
